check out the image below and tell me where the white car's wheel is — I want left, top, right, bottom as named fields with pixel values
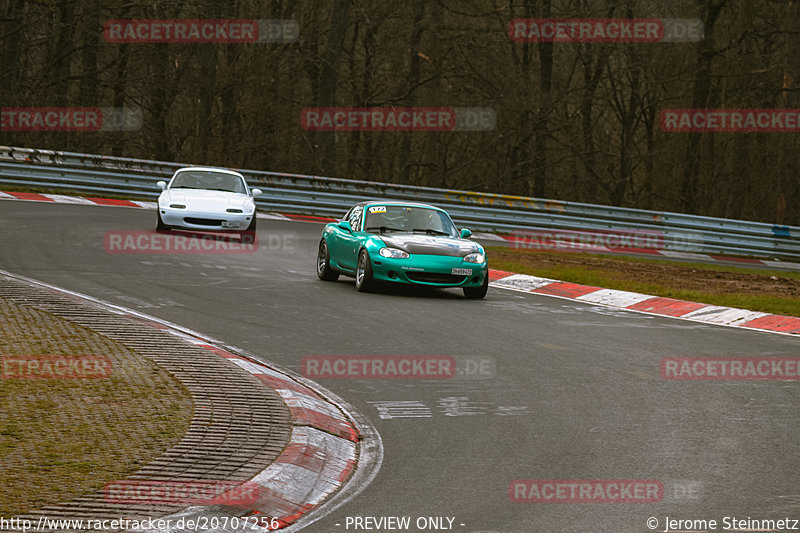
left=156, top=211, right=170, bottom=232
left=239, top=217, right=256, bottom=242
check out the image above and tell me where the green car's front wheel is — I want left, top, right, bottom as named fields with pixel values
left=355, top=250, right=376, bottom=292
left=463, top=272, right=489, bottom=299
left=317, top=240, right=339, bottom=281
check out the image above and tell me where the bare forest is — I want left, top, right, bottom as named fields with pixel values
left=1, top=0, right=798, bottom=224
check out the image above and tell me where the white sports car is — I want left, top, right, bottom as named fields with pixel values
left=156, top=167, right=262, bottom=233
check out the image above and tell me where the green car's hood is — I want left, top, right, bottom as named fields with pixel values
left=379, top=233, right=480, bottom=257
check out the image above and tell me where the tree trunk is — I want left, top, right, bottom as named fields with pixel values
left=679, top=0, right=727, bottom=213
left=317, top=0, right=351, bottom=174
left=532, top=0, right=553, bottom=198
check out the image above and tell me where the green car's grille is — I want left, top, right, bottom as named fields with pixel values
left=406, top=272, right=467, bottom=284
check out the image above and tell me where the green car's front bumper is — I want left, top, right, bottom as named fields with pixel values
left=369, top=253, right=487, bottom=287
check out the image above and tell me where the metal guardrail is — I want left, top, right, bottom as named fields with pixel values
left=1, top=145, right=798, bottom=261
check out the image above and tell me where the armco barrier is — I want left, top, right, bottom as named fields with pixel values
left=1, top=145, right=798, bottom=260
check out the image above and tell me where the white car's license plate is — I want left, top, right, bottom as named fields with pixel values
left=221, top=221, right=240, bottom=228
left=451, top=268, right=471, bottom=275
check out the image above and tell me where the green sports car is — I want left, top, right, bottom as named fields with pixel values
left=316, top=201, right=489, bottom=299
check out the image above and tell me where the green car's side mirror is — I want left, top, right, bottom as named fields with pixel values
left=338, top=220, right=352, bottom=232
left=460, top=228, right=472, bottom=239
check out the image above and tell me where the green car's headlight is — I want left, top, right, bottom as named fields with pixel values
left=379, top=247, right=409, bottom=259
left=463, top=253, right=486, bottom=264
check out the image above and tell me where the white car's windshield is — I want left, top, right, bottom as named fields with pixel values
left=170, top=171, right=247, bottom=194
left=364, top=205, right=457, bottom=236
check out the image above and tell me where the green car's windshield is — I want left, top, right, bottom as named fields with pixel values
left=364, top=205, right=458, bottom=237
left=170, top=171, right=247, bottom=194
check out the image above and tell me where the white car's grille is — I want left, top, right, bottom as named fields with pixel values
left=184, top=217, right=223, bottom=226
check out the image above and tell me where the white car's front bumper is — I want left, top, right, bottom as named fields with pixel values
left=160, top=208, right=254, bottom=231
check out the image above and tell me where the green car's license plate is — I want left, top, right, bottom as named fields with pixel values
left=451, top=268, right=471, bottom=275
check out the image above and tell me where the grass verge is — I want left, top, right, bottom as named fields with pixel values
left=0, top=298, right=192, bottom=516
left=488, top=247, right=800, bottom=318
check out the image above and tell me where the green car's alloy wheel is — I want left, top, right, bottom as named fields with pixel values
left=463, top=272, right=489, bottom=299
left=317, top=240, right=339, bottom=281
left=355, top=250, right=376, bottom=292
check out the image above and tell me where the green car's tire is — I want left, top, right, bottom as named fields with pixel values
left=355, top=249, right=376, bottom=292
left=156, top=211, right=170, bottom=232
left=463, top=272, right=489, bottom=299
left=317, top=240, right=339, bottom=281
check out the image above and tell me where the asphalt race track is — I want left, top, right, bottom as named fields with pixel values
left=2, top=200, right=798, bottom=533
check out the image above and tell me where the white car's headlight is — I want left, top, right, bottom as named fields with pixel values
left=463, top=253, right=486, bottom=264
left=379, top=247, right=409, bottom=259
